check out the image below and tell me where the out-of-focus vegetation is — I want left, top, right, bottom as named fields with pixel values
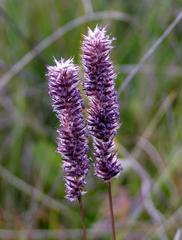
left=0, top=0, right=182, bottom=239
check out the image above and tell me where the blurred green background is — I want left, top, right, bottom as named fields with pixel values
left=0, top=0, right=182, bottom=239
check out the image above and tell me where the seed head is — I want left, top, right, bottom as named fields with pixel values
left=82, top=26, right=122, bottom=181
left=47, top=58, right=89, bottom=202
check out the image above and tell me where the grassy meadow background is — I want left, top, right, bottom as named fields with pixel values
left=0, top=0, right=182, bottom=239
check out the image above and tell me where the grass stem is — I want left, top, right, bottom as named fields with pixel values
left=108, top=181, right=116, bottom=240
left=78, top=196, right=87, bottom=240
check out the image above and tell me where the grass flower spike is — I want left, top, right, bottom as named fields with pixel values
left=47, top=58, right=89, bottom=202
left=82, top=26, right=122, bottom=181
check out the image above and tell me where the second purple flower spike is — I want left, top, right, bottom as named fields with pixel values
left=82, top=26, right=122, bottom=181
left=47, top=59, right=89, bottom=202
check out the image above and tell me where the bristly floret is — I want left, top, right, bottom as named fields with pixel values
left=82, top=26, right=122, bottom=181
left=47, top=58, right=89, bottom=202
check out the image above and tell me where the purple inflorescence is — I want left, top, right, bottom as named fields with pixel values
left=47, top=58, right=89, bottom=202
left=82, top=26, right=122, bottom=181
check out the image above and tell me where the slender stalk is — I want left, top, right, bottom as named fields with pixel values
left=78, top=196, right=87, bottom=240
left=108, top=181, right=116, bottom=240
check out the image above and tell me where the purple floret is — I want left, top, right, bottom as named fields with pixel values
left=82, top=26, right=122, bottom=181
left=47, top=58, right=89, bottom=202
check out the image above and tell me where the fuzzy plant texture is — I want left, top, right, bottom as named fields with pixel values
left=82, top=26, right=122, bottom=181
left=47, top=59, right=89, bottom=202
